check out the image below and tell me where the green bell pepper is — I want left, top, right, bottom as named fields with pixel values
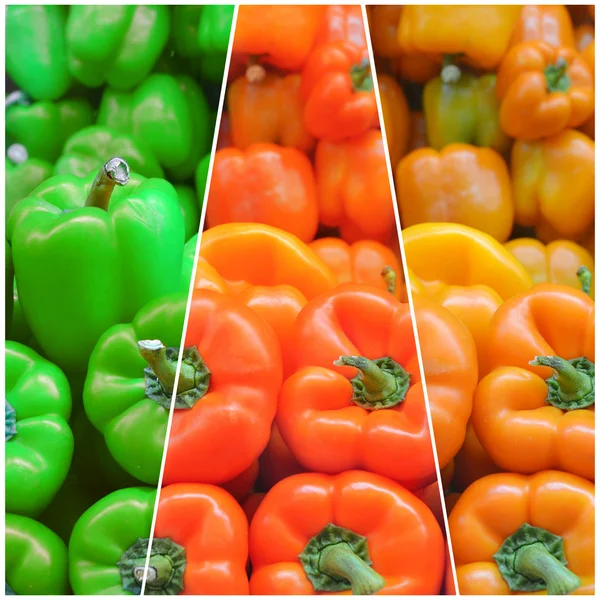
left=6, top=155, right=53, bottom=221
left=97, top=74, right=211, bottom=180
left=181, top=234, right=198, bottom=292
left=53, top=125, right=164, bottom=180
left=423, top=62, right=511, bottom=154
left=6, top=514, right=69, bottom=595
left=6, top=241, right=14, bottom=337
left=6, top=6, right=72, bottom=101
left=6, top=91, right=94, bottom=163
left=83, top=292, right=189, bottom=484
left=69, top=487, right=156, bottom=595
left=6, top=341, right=73, bottom=517
left=66, top=6, right=170, bottom=90
left=175, top=185, right=201, bottom=242
left=7, top=158, right=185, bottom=374
left=172, top=6, right=234, bottom=82
left=195, top=153, right=211, bottom=209
left=8, top=282, right=37, bottom=349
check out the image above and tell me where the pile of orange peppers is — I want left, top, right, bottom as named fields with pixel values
left=371, top=5, right=595, bottom=596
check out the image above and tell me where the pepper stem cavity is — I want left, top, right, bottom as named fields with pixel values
left=381, top=265, right=397, bottom=295
left=545, top=57, right=571, bottom=93
left=334, top=356, right=410, bottom=410
left=85, top=157, right=130, bottom=211
left=139, top=340, right=211, bottom=410
left=577, top=266, right=592, bottom=296
left=5, top=400, right=17, bottom=442
left=299, top=523, right=385, bottom=595
left=350, top=59, right=374, bottom=92
left=494, top=523, right=581, bottom=595
left=529, top=355, right=595, bottom=410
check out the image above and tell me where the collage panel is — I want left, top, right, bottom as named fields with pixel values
left=5, top=5, right=234, bottom=595
left=369, top=4, right=595, bottom=596
left=150, top=4, right=452, bottom=596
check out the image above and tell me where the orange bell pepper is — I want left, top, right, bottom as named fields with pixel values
left=453, top=422, right=502, bottom=492
left=207, top=145, right=319, bottom=243
left=575, top=24, right=595, bottom=52
left=511, top=130, right=595, bottom=241
left=315, top=130, right=395, bottom=243
left=221, top=461, right=258, bottom=502
left=377, top=73, right=410, bottom=167
left=396, top=145, right=514, bottom=242
left=249, top=471, right=445, bottom=595
left=451, top=471, right=595, bottom=595
left=227, top=72, right=314, bottom=153
left=398, top=6, right=522, bottom=70
left=301, top=41, right=378, bottom=141
left=277, top=284, right=437, bottom=489
left=258, top=423, right=304, bottom=490
left=369, top=5, right=402, bottom=58
left=314, top=5, right=367, bottom=53
left=153, top=484, right=249, bottom=594
left=163, top=290, right=282, bottom=485
left=505, top=238, right=595, bottom=297
left=445, top=544, right=457, bottom=595
left=414, top=482, right=446, bottom=533
left=402, top=223, right=533, bottom=378
left=233, top=6, right=325, bottom=70
left=242, top=492, right=265, bottom=525
left=497, top=41, right=594, bottom=140
left=308, top=237, right=404, bottom=300
left=509, top=5, right=576, bottom=49
left=577, top=27, right=595, bottom=140
left=590, top=5, right=595, bottom=21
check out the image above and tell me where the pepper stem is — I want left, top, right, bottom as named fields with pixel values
left=6, top=143, right=28, bottom=165
left=441, top=54, right=462, bottom=83
left=320, top=543, right=385, bottom=596
left=135, top=555, right=174, bottom=589
left=577, top=266, right=592, bottom=296
left=5, top=400, right=17, bottom=442
left=545, top=57, right=571, bottom=93
left=529, top=355, right=595, bottom=410
left=381, top=265, right=397, bottom=295
left=334, top=355, right=410, bottom=410
left=85, top=157, right=130, bottom=211
left=246, top=55, right=266, bottom=83
left=514, top=543, right=581, bottom=596
left=350, top=59, right=374, bottom=92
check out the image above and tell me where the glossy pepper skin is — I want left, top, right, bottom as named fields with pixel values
left=277, top=284, right=437, bottom=489
left=6, top=342, right=73, bottom=518
left=423, top=68, right=510, bottom=154
left=314, top=5, right=367, bottom=51
left=163, top=290, right=282, bottom=485
left=309, top=237, right=404, bottom=300
left=7, top=162, right=184, bottom=374
left=6, top=6, right=71, bottom=101
left=6, top=514, right=69, bottom=595
left=403, top=223, right=533, bottom=378
left=228, top=72, right=314, bottom=153
left=69, top=487, right=155, bottom=595
left=66, top=6, right=170, bottom=90
left=511, top=130, right=594, bottom=242
left=259, top=423, right=305, bottom=490
left=153, top=484, right=249, bottom=594
left=505, top=238, right=595, bottom=297
left=378, top=73, right=410, bottom=167
left=451, top=472, right=594, bottom=595
left=5, top=157, right=53, bottom=221
left=398, top=6, right=522, bottom=70
left=53, top=125, right=165, bottom=180
left=221, top=461, right=259, bottom=502
left=497, top=42, right=594, bottom=140
left=301, top=41, right=378, bottom=141
left=97, top=73, right=211, bottom=181
left=174, top=185, right=200, bottom=242
left=83, top=292, right=186, bottom=485
left=369, top=5, right=403, bottom=58
left=233, top=6, right=325, bottom=70
left=316, top=130, right=395, bottom=243
left=207, top=145, right=319, bottom=243
left=249, top=471, right=445, bottom=595
left=397, top=145, right=514, bottom=242
left=6, top=93, right=94, bottom=163
left=509, top=5, right=576, bottom=49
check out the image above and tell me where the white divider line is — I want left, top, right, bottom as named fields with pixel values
left=360, top=5, right=460, bottom=595
left=140, top=5, right=240, bottom=594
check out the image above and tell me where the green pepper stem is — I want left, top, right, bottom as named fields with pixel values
left=85, top=157, right=130, bottom=211
left=577, top=266, right=592, bottom=296
left=381, top=265, right=397, bottom=295
left=135, top=555, right=173, bottom=588
left=530, top=356, right=593, bottom=403
left=545, top=58, right=571, bottom=93
left=350, top=59, right=374, bottom=92
left=5, top=400, right=17, bottom=442
left=335, top=356, right=397, bottom=403
left=319, top=543, right=385, bottom=595
left=514, top=543, right=581, bottom=596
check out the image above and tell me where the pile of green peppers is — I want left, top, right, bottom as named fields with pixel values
left=5, top=5, right=233, bottom=595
